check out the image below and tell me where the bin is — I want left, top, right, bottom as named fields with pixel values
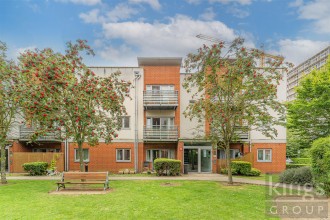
left=184, top=164, right=189, bottom=174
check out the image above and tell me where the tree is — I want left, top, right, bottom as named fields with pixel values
left=287, top=58, right=330, bottom=150
left=19, top=40, right=131, bottom=171
left=183, top=38, right=291, bottom=184
left=0, top=42, right=23, bottom=184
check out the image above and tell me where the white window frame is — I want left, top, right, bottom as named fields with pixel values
left=74, top=148, right=90, bottom=162
left=116, top=149, right=131, bottom=162
left=257, top=149, right=272, bottom=162
left=121, top=116, right=130, bottom=130
left=146, top=149, right=175, bottom=162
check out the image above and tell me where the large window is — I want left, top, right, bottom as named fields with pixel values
left=146, top=149, right=175, bottom=162
left=146, top=117, right=174, bottom=129
left=257, top=149, right=272, bottom=162
left=146, top=85, right=174, bottom=92
left=116, top=149, right=131, bottom=162
left=74, top=149, right=89, bottom=162
left=121, top=116, right=130, bottom=129
left=217, top=149, right=241, bottom=159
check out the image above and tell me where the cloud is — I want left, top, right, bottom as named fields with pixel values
left=275, top=39, right=329, bottom=65
left=227, top=7, right=249, bottom=18
left=106, top=4, right=139, bottom=22
left=128, top=0, right=161, bottom=10
left=93, top=15, right=248, bottom=65
left=79, top=9, right=103, bottom=24
left=210, top=0, right=253, bottom=5
left=199, top=7, right=216, bottom=21
left=185, top=0, right=202, bottom=5
left=292, top=0, right=330, bottom=34
left=55, top=0, right=101, bottom=5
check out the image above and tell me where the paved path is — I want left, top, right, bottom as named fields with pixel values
left=6, top=173, right=305, bottom=189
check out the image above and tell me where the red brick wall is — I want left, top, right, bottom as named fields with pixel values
left=68, top=142, right=136, bottom=173
left=252, top=143, right=286, bottom=173
left=143, top=65, right=181, bottom=136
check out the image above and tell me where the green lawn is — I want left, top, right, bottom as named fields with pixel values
left=234, top=174, right=280, bottom=183
left=0, top=180, right=278, bottom=220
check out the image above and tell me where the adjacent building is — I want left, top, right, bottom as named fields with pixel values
left=287, top=46, right=330, bottom=101
left=6, top=57, right=287, bottom=174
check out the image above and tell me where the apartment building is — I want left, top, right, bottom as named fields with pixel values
left=6, top=57, right=286, bottom=174
left=287, top=46, right=330, bottom=101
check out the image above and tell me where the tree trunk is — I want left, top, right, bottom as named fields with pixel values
left=78, top=142, right=84, bottom=172
left=225, top=143, right=233, bottom=184
left=0, top=143, right=7, bottom=184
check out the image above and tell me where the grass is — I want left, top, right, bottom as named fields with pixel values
left=0, top=180, right=279, bottom=220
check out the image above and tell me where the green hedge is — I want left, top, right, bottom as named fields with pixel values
left=291, top=158, right=311, bottom=164
left=22, top=162, right=48, bottom=176
left=279, top=166, right=313, bottom=185
left=154, top=158, right=181, bottom=176
left=231, top=161, right=252, bottom=175
left=220, top=168, right=238, bottom=175
left=246, top=168, right=261, bottom=176
left=286, top=164, right=310, bottom=169
left=310, top=136, right=330, bottom=197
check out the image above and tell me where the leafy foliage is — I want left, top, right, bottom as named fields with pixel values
left=0, top=41, right=25, bottom=184
left=287, top=58, right=330, bottom=149
left=231, top=161, right=252, bottom=175
left=18, top=40, right=131, bottom=171
left=286, top=163, right=310, bottom=169
left=246, top=168, right=261, bottom=176
left=183, top=38, right=291, bottom=183
left=154, top=158, right=181, bottom=176
left=279, top=166, right=313, bottom=185
left=291, top=158, right=311, bottom=164
left=22, top=162, right=48, bottom=176
left=310, top=136, right=330, bottom=197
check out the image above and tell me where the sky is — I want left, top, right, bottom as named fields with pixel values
left=0, top=0, right=330, bottom=67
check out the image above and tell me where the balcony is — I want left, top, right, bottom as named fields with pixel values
left=19, top=125, right=61, bottom=143
left=143, top=90, right=178, bottom=110
left=234, top=126, right=249, bottom=141
left=143, top=125, right=178, bottom=142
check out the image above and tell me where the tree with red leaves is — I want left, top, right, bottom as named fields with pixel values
left=183, top=38, right=292, bottom=184
left=19, top=40, right=131, bottom=171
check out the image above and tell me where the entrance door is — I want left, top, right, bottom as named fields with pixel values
left=201, top=149, right=211, bottom=172
left=184, top=147, right=212, bottom=173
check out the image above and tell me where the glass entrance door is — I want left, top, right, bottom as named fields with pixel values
left=201, top=149, right=211, bottom=172
left=184, top=147, right=212, bottom=173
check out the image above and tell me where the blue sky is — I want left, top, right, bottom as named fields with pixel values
left=1, top=0, right=329, bottom=66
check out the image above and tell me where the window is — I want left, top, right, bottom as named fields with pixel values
left=146, top=149, right=175, bottom=162
left=116, top=149, right=131, bottom=162
left=121, top=116, right=130, bottom=129
left=74, top=149, right=89, bottom=162
left=217, top=149, right=240, bottom=159
left=146, top=117, right=174, bottom=129
left=257, top=149, right=272, bottom=162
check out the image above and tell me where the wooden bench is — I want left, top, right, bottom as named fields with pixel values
left=56, top=172, right=109, bottom=191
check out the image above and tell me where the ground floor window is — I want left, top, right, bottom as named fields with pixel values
left=74, top=148, right=89, bottom=162
left=32, top=148, right=60, bottom=153
left=257, top=149, right=272, bottom=162
left=217, top=149, right=241, bottom=159
left=146, top=149, right=175, bottom=162
left=116, top=149, right=131, bottom=162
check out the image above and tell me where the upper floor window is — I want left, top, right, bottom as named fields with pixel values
left=146, top=85, right=174, bottom=92
left=121, top=116, right=130, bottom=129
left=146, top=117, right=174, bottom=129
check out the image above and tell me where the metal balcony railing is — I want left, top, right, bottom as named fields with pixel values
left=19, top=125, right=61, bottom=142
left=143, top=125, right=178, bottom=142
left=143, top=90, right=178, bottom=110
left=234, top=126, right=249, bottom=140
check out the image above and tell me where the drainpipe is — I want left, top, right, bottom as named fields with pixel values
left=65, top=139, right=68, bottom=171
left=134, top=71, right=141, bottom=173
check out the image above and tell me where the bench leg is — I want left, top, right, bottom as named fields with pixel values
left=57, top=184, right=65, bottom=191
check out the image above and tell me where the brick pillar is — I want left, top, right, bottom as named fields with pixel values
left=177, top=141, right=184, bottom=173
left=212, top=147, right=217, bottom=173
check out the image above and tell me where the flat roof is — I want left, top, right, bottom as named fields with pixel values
left=137, top=57, right=182, bottom=66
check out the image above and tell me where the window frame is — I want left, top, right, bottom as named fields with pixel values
left=116, top=149, right=131, bottom=162
left=74, top=148, right=90, bottom=162
left=121, top=116, right=130, bottom=130
left=257, top=149, right=272, bottom=162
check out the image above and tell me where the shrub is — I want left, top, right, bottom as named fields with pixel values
left=154, top=158, right=181, bottom=176
left=22, top=162, right=48, bottom=176
left=291, top=158, right=311, bottom=164
left=246, top=168, right=261, bottom=176
left=231, top=161, right=252, bottom=175
left=310, top=136, right=330, bottom=197
left=220, top=168, right=238, bottom=175
left=286, top=164, right=310, bottom=169
left=279, top=166, right=313, bottom=185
